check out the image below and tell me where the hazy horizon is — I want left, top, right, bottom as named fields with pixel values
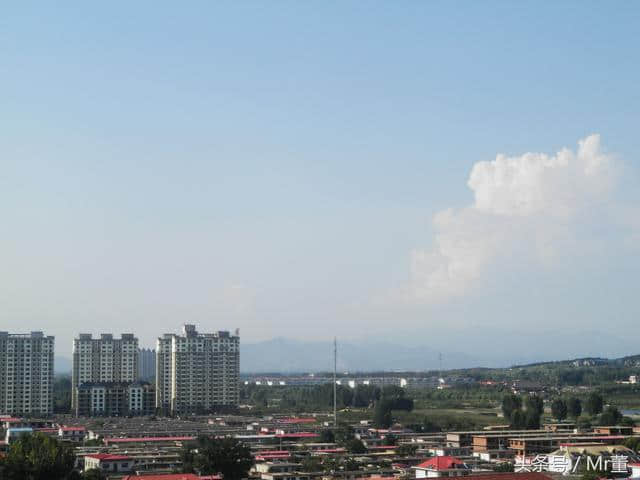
left=3, top=2, right=640, bottom=360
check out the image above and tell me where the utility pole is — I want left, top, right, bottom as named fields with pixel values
left=333, top=337, right=337, bottom=427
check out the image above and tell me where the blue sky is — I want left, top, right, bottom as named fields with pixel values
left=2, top=2, right=640, bottom=363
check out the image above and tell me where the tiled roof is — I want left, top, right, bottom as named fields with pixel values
left=415, top=456, right=467, bottom=470
left=105, top=436, right=195, bottom=443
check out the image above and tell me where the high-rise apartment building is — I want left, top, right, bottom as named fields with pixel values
left=156, top=325, right=239, bottom=414
left=71, top=333, right=138, bottom=413
left=138, top=348, right=156, bottom=381
left=0, top=331, right=54, bottom=416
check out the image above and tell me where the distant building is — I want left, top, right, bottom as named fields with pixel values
left=76, top=381, right=155, bottom=417
left=139, top=348, right=156, bottom=381
left=156, top=324, right=240, bottom=414
left=0, top=331, right=54, bottom=416
left=71, top=333, right=139, bottom=413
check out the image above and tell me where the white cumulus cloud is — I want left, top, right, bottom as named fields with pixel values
left=407, top=134, right=618, bottom=302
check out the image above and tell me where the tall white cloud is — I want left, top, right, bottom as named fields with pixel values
left=408, top=135, right=618, bottom=302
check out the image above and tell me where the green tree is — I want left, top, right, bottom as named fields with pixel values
left=373, top=399, right=393, bottom=428
left=422, top=417, right=441, bottom=433
left=180, top=443, right=196, bottom=473
left=3, top=433, right=76, bottom=480
left=82, top=469, right=107, bottom=480
left=577, top=414, right=592, bottom=430
left=599, top=406, right=622, bottom=426
left=551, top=398, right=568, bottom=421
left=384, top=434, right=398, bottom=446
left=525, top=395, right=544, bottom=416
left=345, top=439, right=367, bottom=454
left=301, top=456, right=323, bottom=472
left=621, top=416, right=635, bottom=427
left=493, top=462, right=514, bottom=472
left=568, top=397, right=582, bottom=418
left=510, top=410, right=526, bottom=429
left=334, top=424, right=355, bottom=445
left=585, top=393, right=604, bottom=415
left=525, top=409, right=541, bottom=429
left=396, top=444, right=418, bottom=456
left=624, top=436, right=640, bottom=452
left=319, top=429, right=335, bottom=443
left=53, top=375, right=72, bottom=414
left=82, top=439, right=102, bottom=447
left=502, top=394, right=522, bottom=419
left=183, top=436, right=252, bottom=480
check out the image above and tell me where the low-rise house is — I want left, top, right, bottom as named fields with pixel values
left=413, top=456, right=470, bottom=478
left=255, top=462, right=302, bottom=474
left=59, top=426, right=86, bottom=442
left=84, top=453, right=133, bottom=473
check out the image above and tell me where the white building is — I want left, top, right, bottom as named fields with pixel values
left=156, top=324, right=240, bottom=414
left=84, top=453, right=133, bottom=473
left=0, top=331, right=54, bottom=416
left=71, top=333, right=139, bottom=412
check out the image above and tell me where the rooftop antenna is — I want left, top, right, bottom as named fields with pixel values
left=333, top=337, right=337, bottom=427
left=439, top=352, right=443, bottom=373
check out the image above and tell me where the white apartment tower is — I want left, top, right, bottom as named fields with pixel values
left=71, top=333, right=139, bottom=411
left=156, top=325, right=239, bottom=414
left=0, top=331, right=54, bottom=416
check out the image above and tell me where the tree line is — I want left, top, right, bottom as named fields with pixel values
left=502, top=391, right=634, bottom=430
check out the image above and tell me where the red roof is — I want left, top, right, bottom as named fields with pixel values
left=61, top=426, right=86, bottom=431
left=86, top=453, right=132, bottom=461
left=415, top=456, right=467, bottom=471
left=105, top=436, right=195, bottom=444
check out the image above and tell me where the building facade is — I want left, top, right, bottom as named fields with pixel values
left=0, top=331, right=54, bottom=416
left=138, top=347, right=156, bottom=381
left=71, top=333, right=139, bottom=413
left=76, top=381, right=155, bottom=417
left=156, top=325, right=239, bottom=414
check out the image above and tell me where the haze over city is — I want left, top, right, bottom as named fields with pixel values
left=2, top=2, right=640, bottom=368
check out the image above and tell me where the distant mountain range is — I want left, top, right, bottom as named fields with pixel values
left=53, top=338, right=640, bottom=376
left=238, top=337, right=500, bottom=373
left=513, top=354, right=640, bottom=369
